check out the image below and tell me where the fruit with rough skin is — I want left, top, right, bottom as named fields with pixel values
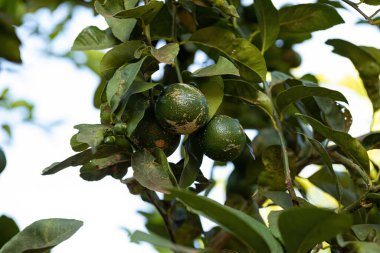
left=200, top=115, right=246, bottom=161
left=131, top=109, right=180, bottom=156
left=155, top=83, right=208, bottom=135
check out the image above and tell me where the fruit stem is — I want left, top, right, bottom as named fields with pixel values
left=171, top=0, right=184, bottom=83
left=264, top=80, right=298, bottom=205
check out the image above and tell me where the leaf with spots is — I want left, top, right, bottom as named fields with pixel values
left=74, top=124, right=110, bottom=149
left=150, top=43, right=179, bottom=64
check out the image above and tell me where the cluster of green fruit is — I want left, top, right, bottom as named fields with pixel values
left=104, top=83, right=246, bottom=162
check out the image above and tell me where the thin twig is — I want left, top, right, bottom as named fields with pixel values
left=171, top=0, right=183, bottom=83
left=341, top=0, right=380, bottom=25
left=145, top=190, right=177, bottom=243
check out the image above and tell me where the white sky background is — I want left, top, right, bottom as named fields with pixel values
left=0, top=1, right=379, bottom=252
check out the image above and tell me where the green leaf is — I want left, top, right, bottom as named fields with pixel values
left=131, top=149, right=174, bottom=194
left=276, top=207, right=352, bottom=253
left=94, top=0, right=139, bottom=42
left=130, top=230, right=201, bottom=253
left=276, top=86, right=348, bottom=113
left=80, top=154, right=130, bottom=181
left=121, top=94, right=150, bottom=137
left=0, top=218, right=83, bottom=253
left=0, top=147, right=6, bottom=174
left=195, top=76, right=224, bottom=120
left=70, top=133, right=90, bottom=152
left=100, top=40, right=144, bottom=79
left=106, top=57, right=147, bottom=112
left=42, top=145, right=128, bottom=175
left=192, top=56, right=240, bottom=77
left=170, top=188, right=284, bottom=253
left=362, top=132, right=380, bottom=150
left=0, top=17, right=22, bottom=63
left=71, top=26, right=119, bottom=51
left=0, top=215, right=19, bottom=249
left=326, top=39, right=380, bottom=110
left=351, top=224, right=380, bottom=241
left=297, top=114, right=370, bottom=173
left=263, top=191, right=293, bottom=209
left=113, top=1, right=164, bottom=25
left=151, top=43, right=179, bottom=64
left=349, top=242, right=380, bottom=253
left=180, top=135, right=203, bottom=188
left=254, top=0, right=280, bottom=53
left=189, top=26, right=267, bottom=81
left=305, top=136, right=343, bottom=205
left=363, top=0, right=380, bottom=5
left=74, top=124, right=110, bottom=149
left=279, top=3, right=344, bottom=33
left=224, top=79, right=274, bottom=117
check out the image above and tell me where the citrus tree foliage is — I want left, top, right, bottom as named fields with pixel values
left=36, top=0, right=380, bottom=252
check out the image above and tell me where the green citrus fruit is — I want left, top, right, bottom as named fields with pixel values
left=100, top=102, right=113, bottom=125
left=131, top=109, right=180, bottom=156
left=113, top=122, right=128, bottom=135
left=155, top=83, right=208, bottom=134
left=200, top=115, right=246, bottom=161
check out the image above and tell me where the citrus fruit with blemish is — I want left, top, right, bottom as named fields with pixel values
left=131, top=109, right=180, bottom=156
left=155, top=83, right=208, bottom=135
left=200, top=115, right=246, bottom=162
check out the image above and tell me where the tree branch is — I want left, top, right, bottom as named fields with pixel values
left=341, top=0, right=380, bottom=25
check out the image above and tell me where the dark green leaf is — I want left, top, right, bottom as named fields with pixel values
left=207, top=0, right=239, bottom=17
left=130, top=230, right=201, bottom=253
left=0, top=215, right=19, bottom=249
left=277, top=207, right=352, bottom=253
left=189, top=26, right=267, bottom=81
left=106, top=57, right=147, bottom=112
left=151, top=43, right=179, bottom=64
left=363, top=0, right=380, bottom=5
left=296, top=114, right=370, bottom=173
left=192, top=56, right=240, bottom=77
left=351, top=224, right=380, bottom=241
left=131, top=149, right=174, bottom=194
left=362, top=132, right=380, bottom=150
left=94, top=0, right=139, bottom=42
left=113, top=1, right=164, bottom=25
left=100, top=40, right=144, bottom=79
left=326, top=39, right=380, bottom=110
left=224, top=79, right=274, bottom=117
left=276, top=86, right=348, bottom=113
left=305, top=137, right=343, bottom=205
left=170, top=188, right=284, bottom=253
left=263, top=191, right=292, bottom=209
left=180, top=135, right=203, bottom=188
left=80, top=154, right=130, bottom=181
left=0, top=147, right=6, bottom=174
left=42, top=145, right=128, bottom=175
left=279, top=3, right=344, bottom=33
left=254, top=0, right=280, bottom=53
left=0, top=16, right=22, bottom=63
left=74, top=124, right=110, bottom=149
left=121, top=94, right=150, bottom=137
left=0, top=218, right=83, bottom=253
left=195, top=76, right=224, bottom=120
left=71, top=26, right=119, bottom=51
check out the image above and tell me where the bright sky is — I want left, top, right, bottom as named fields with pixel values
left=1, top=1, right=380, bottom=252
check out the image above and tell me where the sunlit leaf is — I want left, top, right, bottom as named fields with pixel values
left=74, top=124, right=110, bottom=149
left=106, top=57, right=147, bottom=112
left=131, top=149, right=174, bottom=194
left=296, top=114, right=370, bottom=173
left=100, top=40, right=145, bottom=79
left=189, top=26, right=267, bottom=81
left=279, top=3, right=344, bottom=33
left=70, top=133, right=90, bottom=152
left=192, top=56, right=240, bottom=77
left=206, top=0, right=239, bottom=17
left=72, top=26, right=119, bottom=51
left=151, top=43, right=179, bottom=64
left=94, top=0, right=139, bottom=42
left=254, top=0, right=280, bottom=53
left=113, top=1, right=164, bottom=25
left=170, top=188, right=284, bottom=253
left=0, top=219, right=83, bottom=253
